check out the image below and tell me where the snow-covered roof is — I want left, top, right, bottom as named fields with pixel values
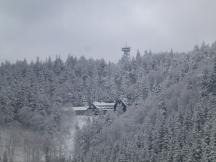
left=119, top=98, right=128, bottom=105
left=93, top=102, right=115, bottom=110
left=72, top=106, right=88, bottom=111
left=93, top=102, right=115, bottom=106
left=62, top=106, right=88, bottom=111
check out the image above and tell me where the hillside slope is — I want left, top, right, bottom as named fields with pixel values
left=74, top=42, right=216, bottom=162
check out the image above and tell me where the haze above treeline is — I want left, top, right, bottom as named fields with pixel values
left=1, top=0, right=216, bottom=62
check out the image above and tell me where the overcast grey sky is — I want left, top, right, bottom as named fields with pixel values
left=0, top=0, right=216, bottom=62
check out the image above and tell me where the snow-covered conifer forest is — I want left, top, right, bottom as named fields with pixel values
left=1, top=42, right=216, bottom=162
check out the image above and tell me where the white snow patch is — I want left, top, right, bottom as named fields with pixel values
left=66, top=115, right=93, bottom=158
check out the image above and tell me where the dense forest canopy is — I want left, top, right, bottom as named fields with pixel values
left=1, top=41, right=216, bottom=162
left=74, top=42, right=216, bottom=162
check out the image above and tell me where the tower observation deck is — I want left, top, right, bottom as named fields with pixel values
left=122, top=45, right=131, bottom=55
